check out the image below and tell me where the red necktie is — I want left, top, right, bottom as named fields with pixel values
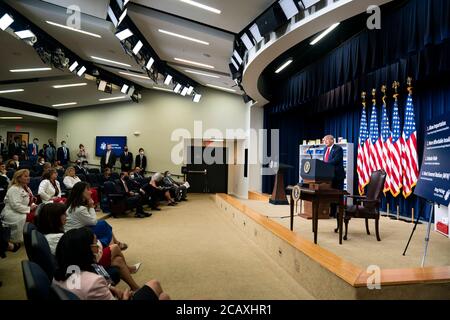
left=32, top=144, right=37, bottom=156
left=324, top=147, right=331, bottom=162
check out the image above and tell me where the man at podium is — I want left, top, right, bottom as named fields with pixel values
left=323, top=135, right=345, bottom=217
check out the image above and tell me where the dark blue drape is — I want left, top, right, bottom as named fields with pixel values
left=263, top=0, right=450, bottom=221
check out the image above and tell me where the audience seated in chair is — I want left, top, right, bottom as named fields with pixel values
left=54, top=228, right=170, bottom=300
left=116, top=172, right=151, bottom=218
left=147, top=172, right=177, bottom=206
left=163, top=171, right=188, bottom=202
left=38, top=169, right=64, bottom=204
left=1, top=169, right=37, bottom=243
left=343, top=170, right=387, bottom=241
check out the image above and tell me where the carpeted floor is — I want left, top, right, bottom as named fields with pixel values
left=240, top=199, right=450, bottom=270
left=0, top=194, right=314, bottom=300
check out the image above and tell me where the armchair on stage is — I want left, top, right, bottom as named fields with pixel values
left=343, top=170, right=386, bottom=241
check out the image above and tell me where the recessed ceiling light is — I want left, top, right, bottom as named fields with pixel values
left=99, top=96, right=128, bottom=101
left=275, top=59, right=293, bottom=74
left=52, top=102, right=77, bottom=107
left=15, top=30, right=35, bottom=39
left=0, top=14, right=14, bottom=31
left=179, top=0, right=221, bottom=14
left=119, top=71, right=150, bottom=80
left=52, top=83, right=87, bottom=89
left=0, top=116, right=23, bottom=120
left=206, top=84, right=236, bottom=92
left=310, top=22, right=340, bottom=45
left=184, top=69, right=220, bottom=78
left=0, top=89, right=24, bottom=94
left=174, top=58, right=214, bottom=69
left=193, top=93, right=202, bottom=103
left=152, top=87, right=174, bottom=93
left=10, top=67, right=52, bottom=73
left=158, top=29, right=209, bottom=45
left=46, top=21, right=101, bottom=38
left=115, top=29, right=133, bottom=41
left=91, top=56, right=131, bottom=67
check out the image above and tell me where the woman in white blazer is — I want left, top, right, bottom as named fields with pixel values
left=1, top=169, right=37, bottom=242
left=63, top=166, right=81, bottom=190
left=38, top=168, right=62, bottom=203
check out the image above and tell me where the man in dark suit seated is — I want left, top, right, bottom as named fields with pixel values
left=120, top=146, right=133, bottom=172
left=117, top=172, right=151, bottom=218
left=322, top=135, right=345, bottom=217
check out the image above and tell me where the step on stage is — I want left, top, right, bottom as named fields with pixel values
left=216, top=192, right=450, bottom=300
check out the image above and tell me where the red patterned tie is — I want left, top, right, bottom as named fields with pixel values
left=324, top=147, right=330, bottom=162
left=32, top=144, right=37, bottom=156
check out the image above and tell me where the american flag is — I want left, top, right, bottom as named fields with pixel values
left=402, top=92, right=419, bottom=198
left=389, top=99, right=403, bottom=197
left=369, top=100, right=383, bottom=173
left=380, top=102, right=392, bottom=193
left=357, top=106, right=370, bottom=195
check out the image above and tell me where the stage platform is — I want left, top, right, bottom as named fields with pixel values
left=216, top=193, right=450, bottom=300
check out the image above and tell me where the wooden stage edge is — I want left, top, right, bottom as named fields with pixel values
left=217, top=193, right=450, bottom=288
left=248, top=191, right=271, bottom=202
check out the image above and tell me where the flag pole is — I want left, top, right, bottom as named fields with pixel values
left=393, top=81, right=400, bottom=221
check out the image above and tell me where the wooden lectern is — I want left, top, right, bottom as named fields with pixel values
left=299, top=159, right=334, bottom=219
left=269, top=163, right=293, bottom=205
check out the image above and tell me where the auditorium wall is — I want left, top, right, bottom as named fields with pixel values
left=56, top=88, right=249, bottom=177
left=0, top=121, right=57, bottom=145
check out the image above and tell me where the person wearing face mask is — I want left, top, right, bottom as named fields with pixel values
left=57, top=140, right=71, bottom=166
left=135, top=148, right=147, bottom=173
left=101, top=144, right=117, bottom=171
left=28, top=138, right=39, bottom=165
left=120, top=146, right=133, bottom=172
left=163, top=171, right=188, bottom=202
left=46, top=139, right=57, bottom=164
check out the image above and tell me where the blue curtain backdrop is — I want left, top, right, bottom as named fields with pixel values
left=263, top=0, right=450, bottom=220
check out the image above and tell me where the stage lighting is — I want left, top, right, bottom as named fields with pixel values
left=107, top=7, right=119, bottom=27
left=299, top=0, right=320, bottom=9
left=249, top=24, right=263, bottom=43
left=127, top=86, right=135, bottom=96
left=174, top=83, right=182, bottom=93
left=230, top=58, right=239, bottom=73
left=146, top=57, right=154, bottom=70
left=164, top=74, right=173, bottom=85
left=0, top=14, right=14, bottom=31
left=77, top=66, right=86, bottom=77
left=35, top=45, right=52, bottom=64
left=233, top=50, right=243, bottom=65
left=240, top=33, right=254, bottom=51
left=69, top=61, right=79, bottom=72
left=118, top=8, right=127, bottom=26
left=15, top=30, right=35, bottom=39
left=181, top=87, right=189, bottom=96
left=193, top=93, right=202, bottom=103
left=279, top=0, right=299, bottom=19
left=132, top=40, right=143, bottom=55
left=98, top=80, right=107, bottom=91
left=52, top=48, right=69, bottom=69
left=187, top=86, right=194, bottom=95
left=121, top=84, right=129, bottom=93
left=116, top=28, right=133, bottom=41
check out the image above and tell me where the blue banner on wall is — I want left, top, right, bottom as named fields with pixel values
left=95, top=136, right=127, bottom=157
left=414, top=115, right=450, bottom=206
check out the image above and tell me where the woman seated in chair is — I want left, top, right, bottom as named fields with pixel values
left=64, top=167, right=99, bottom=207
left=0, top=169, right=38, bottom=243
left=38, top=168, right=64, bottom=204
left=54, top=228, right=170, bottom=300
left=37, top=203, right=142, bottom=291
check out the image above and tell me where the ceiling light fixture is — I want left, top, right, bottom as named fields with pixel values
left=158, top=29, right=209, bottom=45
left=52, top=83, right=87, bottom=89
left=310, top=22, right=340, bottom=45
left=76, top=66, right=86, bottom=77
left=152, top=87, right=174, bottom=93
left=132, top=40, right=143, bottom=55
left=121, top=84, right=129, bottom=93
left=184, top=69, right=220, bottom=78
left=46, top=21, right=101, bottom=38
left=174, top=58, right=214, bottom=69
left=115, top=28, right=133, bottom=41
left=186, top=86, right=194, bottom=95
left=0, top=14, right=14, bottom=31
left=15, top=30, right=35, bottom=39
left=275, top=59, right=293, bottom=74
left=164, top=74, right=173, bottom=85
left=180, top=87, right=189, bottom=96
left=206, top=84, right=236, bottom=92
left=193, top=93, right=202, bottom=103
left=0, top=116, right=23, bottom=120
left=179, top=0, right=221, bottom=14
left=0, top=89, right=24, bottom=94
left=174, top=83, right=182, bottom=93
left=91, top=56, right=131, bottom=67
left=10, top=67, right=52, bottom=73
left=69, top=61, right=79, bottom=72
left=99, top=96, right=128, bottom=101
left=119, top=71, right=150, bottom=80
left=146, top=57, right=154, bottom=70
left=52, top=102, right=77, bottom=107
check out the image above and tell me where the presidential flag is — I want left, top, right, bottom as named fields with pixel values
left=402, top=92, right=419, bottom=198
left=389, top=99, right=403, bottom=197
left=357, top=106, right=370, bottom=195
left=380, top=102, right=392, bottom=193
left=369, top=100, right=383, bottom=173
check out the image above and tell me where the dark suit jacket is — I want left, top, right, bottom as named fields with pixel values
left=57, top=147, right=71, bottom=165
left=28, top=143, right=39, bottom=158
left=8, top=142, right=21, bottom=158
left=135, top=155, right=147, bottom=172
left=101, top=151, right=117, bottom=169
left=120, top=152, right=133, bottom=171
left=323, top=144, right=345, bottom=183
left=116, top=179, right=140, bottom=195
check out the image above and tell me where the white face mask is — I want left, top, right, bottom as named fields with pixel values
left=140, top=152, right=144, bottom=155
left=130, top=174, right=134, bottom=179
